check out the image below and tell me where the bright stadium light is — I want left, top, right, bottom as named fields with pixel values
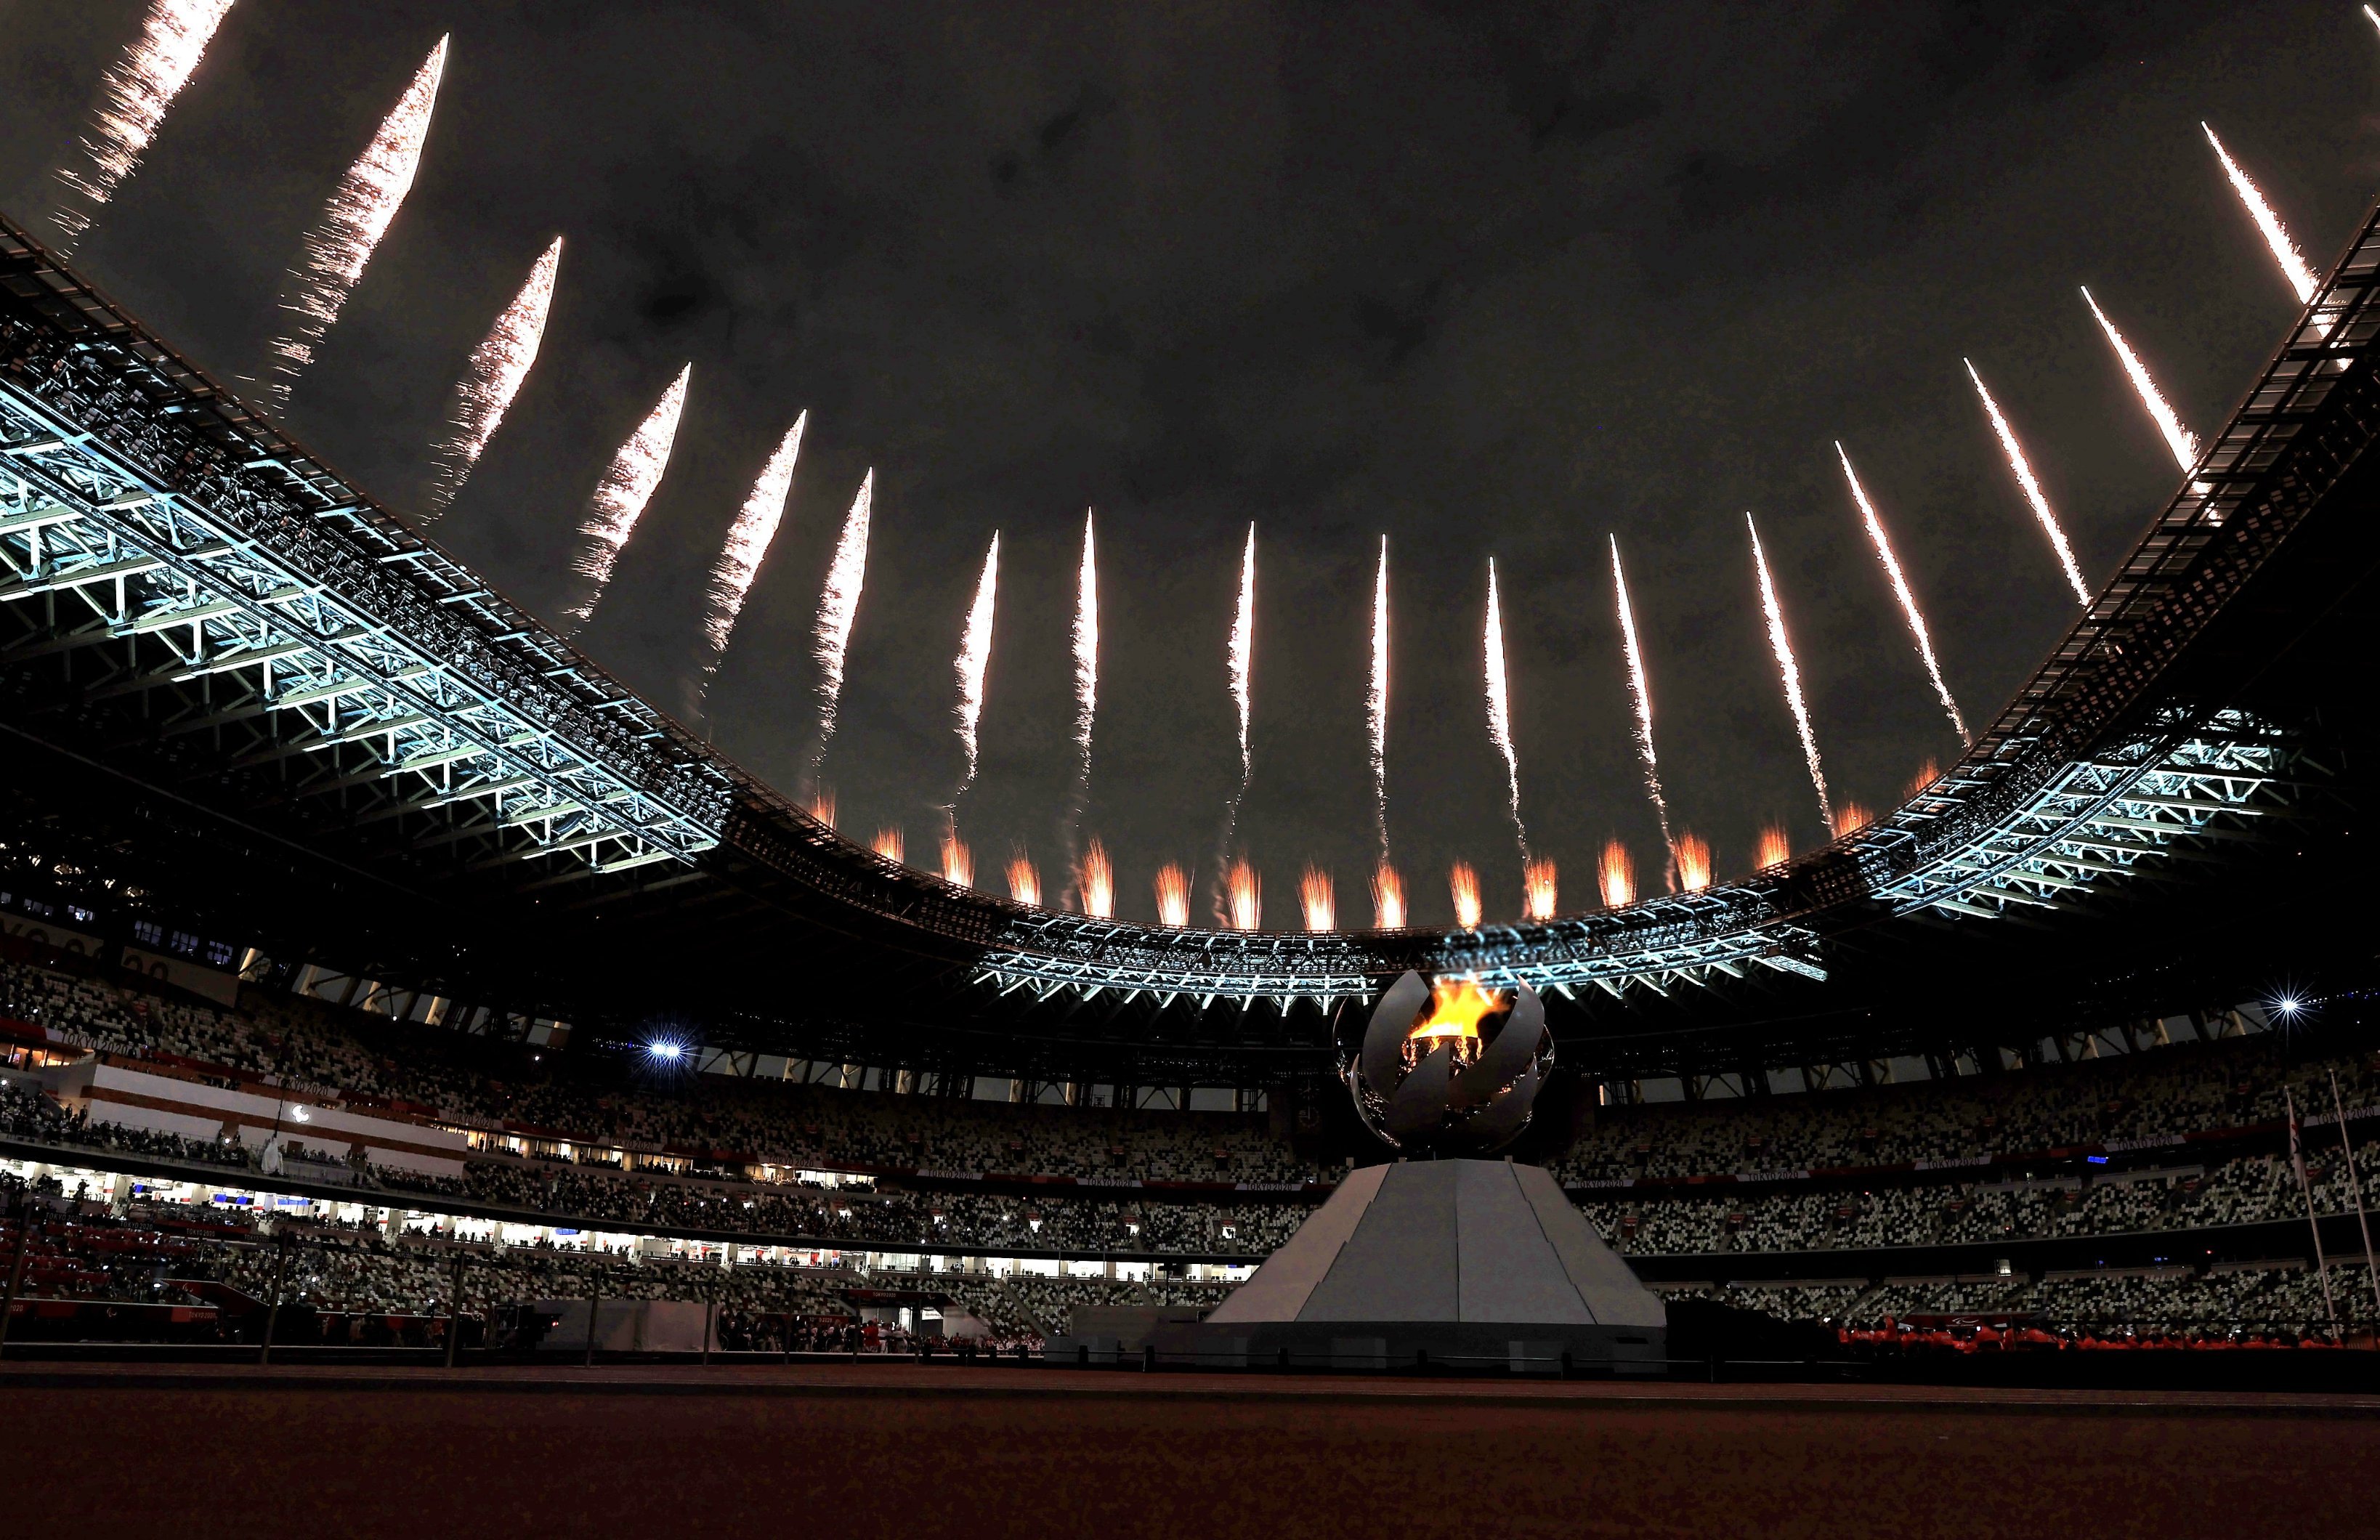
left=647, top=1040, right=684, bottom=1061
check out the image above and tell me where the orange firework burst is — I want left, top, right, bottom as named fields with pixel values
left=1757, top=825, right=1791, bottom=870
left=1599, top=841, right=1635, bottom=909
left=1835, top=801, right=1874, bottom=835
left=806, top=786, right=836, bottom=830
left=1079, top=838, right=1114, bottom=920
left=1371, top=862, right=1406, bottom=928
left=1006, top=853, right=1040, bottom=907
left=1675, top=834, right=1712, bottom=893
left=1449, top=862, right=1481, bottom=930
left=941, top=832, right=973, bottom=888
left=1300, top=866, right=1335, bottom=932
left=872, top=826, right=904, bottom=864
left=1154, top=863, right=1189, bottom=927
left=1523, top=859, right=1558, bottom=922
left=1905, top=758, right=1940, bottom=801
left=1227, top=859, right=1262, bottom=931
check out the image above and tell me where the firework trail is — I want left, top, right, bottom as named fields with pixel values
left=1964, top=360, right=2087, bottom=604
left=1300, top=867, right=1335, bottom=933
left=941, top=833, right=974, bottom=888
left=692, top=410, right=805, bottom=701
left=1371, top=862, right=1406, bottom=928
left=1598, top=841, right=1635, bottom=909
left=1835, top=801, right=1874, bottom=835
left=1449, top=862, right=1482, bottom=930
left=1006, top=852, right=1040, bottom=907
left=952, top=532, right=1001, bottom=795
left=266, top=36, right=448, bottom=408
left=1608, top=535, right=1673, bottom=866
left=1906, top=758, right=1941, bottom=800
left=2081, top=287, right=2198, bottom=473
left=1212, top=524, right=1257, bottom=920
left=1227, top=859, right=1262, bottom=931
left=806, top=786, right=835, bottom=830
left=1483, top=559, right=1529, bottom=862
left=1368, top=536, right=1391, bottom=856
left=52, top=0, right=237, bottom=248
left=810, top=471, right=874, bottom=766
left=1836, top=445, right=1966, bottom=742
left=2369, top=4, right=2380, bottom=40
left=1674, top=833, right=1712, bottom=892
left=1756, top=825, right=1790, bottom=870
left=561, top=365, right=688, bottom=631
left=1523, top=859, right=1558, bottom=922
left=426, top=238, right=564, bottom=521
left=1079, top=838, right=1114, bottom=919
left=1747, top=513, right=1834, bottom=835
left=1069, top=511, right=1098, bottom=819
left=873, top=826, right=904, bottom=864
left=1154, top=864, right=1190, bottom=928
left=2203, top=123, right=2316, bottom=304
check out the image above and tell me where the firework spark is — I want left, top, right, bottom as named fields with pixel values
left=1906, top=758, right=1941, bottom=801
left=1228, top=859, right=1262, bottom=932
left=952, top=532, right=1001, bottom=794
left=1837, top=445, right=1966, bottom=742
left=695, top=410, right=805, bottom=697
left=1069, top=511, right=1098, bottom=806
left=811, top=471, right=874, bottom=761
left=806, top=786, right=835, bottom=830
left=1079, top=838, right=1114, bottom=919
left=2081, top=286, right=2198, bottom=473
left=873, top=826, right=904, bottom=864
left=1675, top=833, right=1712, bottom=893
left=2369, top=4, right=2380, bottom=40
left=941, top=832, right=974, bottom=888
left=1449, top=862, right=1481, bottom=930
left=1756, top=825, right=1790, bottom=870
left=1213, top=524, right=1258, bottom=921
left=562, top=365, right=688, bottom=631
left=1154, top=864, right=1190, bottom=928
left=1964, top=360, right=2088, bottom=605
left=2203, top=123, right=2316, bottom=305
left=1835, top=801, right=1874, bottom=835
left=266, top=36, right=449, bottom=407
left=1609, top=535, right=1673, bottom=860
left=1523, top=858, right=1558, bottom=922
left=1006, top=853, right=1040, bottom=907
left=1484, top=559, right=1529, bottom=861
left=1300, top=866, right=1335, bottom=933
left=1748, top=514, right=1834, bottom=834
left=1372, top=862, right=1406, bottom=928
left=1368, top=535, right=1391, bottom=855
left=1599, top=841, right=1635, bottom=909
left=52, top=0, right=238, bottom=247
left=426, top=237, right=564, bottom=520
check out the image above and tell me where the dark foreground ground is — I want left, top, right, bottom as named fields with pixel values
left=7, top=1362, right=2376, bottom=1539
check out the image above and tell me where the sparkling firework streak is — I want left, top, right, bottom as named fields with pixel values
left=806, top=786, right=835, bottom=830
left=1756, top=824, right=1790, bottom=870
left=1836, top=445, right=1966, bottom=742
left=1070, top=511, right=1098, bottom=814
left=2369, top=4, right=2380, bottom=40
left=1079, top=838, right=1114, bottom=919
left=1371, top=862, right=1406, bottom=928
left=1006, top=853, right=1040, bottom=907
left=873, top=827, right=904, bottom=864
left=1449, top=862, right=1481, bottom=930
left=1608, top=535, right=1673, bottom=859
left=1368, top=536, right=1391, bottom=855
left=426, top=238, right=563, bottom=521
left=1300, top=866, right=1335, bottom=933
left=1154, top=864, right=1190, bottom=928
left=1674, top=833, right=1712, bottom=893
left=695, top=410, right=804, bottom=698
left=1599, top=841, right=1636, bottom=909
left=1212, top=524, right=1257, bottom=920
left=52, top=0, right=238, bottom=247
left=941, top=832, right=974, bottom=888
left=2203, top=123, right=2316, bottom=304
left=2081, top=286, right=2198, bottom=472
left=810, top=471, right=874, bottom=761
left=1228, top=859, right=1262, bottom=931
left=563, top=365, right=689, bottom=631
left=1747, top=513, right=1834, bottom=834
left=1523, top=859, right=1558, bottom=922
left=266, top=36, right=448, bottom=407
left=952, top=532, right=1001, bottom=795
left=1483, top=559, right=1529, bottom=861
left=1964, top=360, right=2088, bottom=604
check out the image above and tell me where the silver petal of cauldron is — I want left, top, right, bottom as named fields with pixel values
left=1353, top=970, right=1550, bottom=1153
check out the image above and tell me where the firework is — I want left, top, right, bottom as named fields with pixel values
left=1756, top=825, right=1790, bottom=870
left=1964, top=360, right=2088, bottom=605
left=1006, top=853, right=1040, bottom=907
left=2369, top=4, right=2380, bottom=38
left=52, top=0, right=238, bottom=246
left=1906, top=758, right=1940, bottom=800
left=695, top=410, right=805, bottom=697
left=811, top=471, right=874, bottom=760
left=1523, top=858, right=1558, bottom=922
left=1837, top=445, right=1966, bottom=742
left=1070, top=510, right=1098, bottom=812
left=2203, top=123, right=2316, bottom=305
left=941, top=832, right=974, bottom=888
left=1747, top=514, right=1834, bottom=834
left=2081, top=286, right=2198, bottom=473
left=1213, top=524, right=1258, bottom=920
left=1368, top=535, right=1391, bottom=855
left=426, top=238, right=564, bottom=520
left=1449, top=862, right=1481, bottom=930
left=952, top=532, right=1001, bottom=794
left=873, top=826, right=904, bottom=864
left=1154, top=864, right=1190, bottom=928
left=1674, top=833, right=1712, bottom=893
left=1300, top=866, right=1335, bottom=933
left=1835, top=801, right=1874, bottom=835
left=1372, top=862, right=1406, bottom=928
left=1484, top=559, right=1529, bottom=860
left=563, top=365, right=689, bottom=631
left=1599, top=841, right=1635, bottom=909
left=1228, top=859, right=1262, bottom=931
left=806, top=786, right=836, bottom=830
left=266, top=36, right=449, bottom=407
left=1079, top=838, right=1114, bottom=919
left=1609, top=535, right=1674, bottom=861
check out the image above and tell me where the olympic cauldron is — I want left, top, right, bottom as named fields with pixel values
left=1337, top=971, right=1553, bottom=1154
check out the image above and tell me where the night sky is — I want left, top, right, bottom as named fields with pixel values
left=3, top=1, right=2373, bottom=931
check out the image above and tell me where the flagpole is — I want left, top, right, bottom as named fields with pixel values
left=2328, top=1068, right=2380, bottom=1323
left=2286, top=1085, right=2338, bottom=1329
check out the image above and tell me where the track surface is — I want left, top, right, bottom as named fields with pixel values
left=9, top=1362, right=2376, bottom=1538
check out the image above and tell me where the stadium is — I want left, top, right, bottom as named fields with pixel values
left=4, top=4, right=2380, bottom=1536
